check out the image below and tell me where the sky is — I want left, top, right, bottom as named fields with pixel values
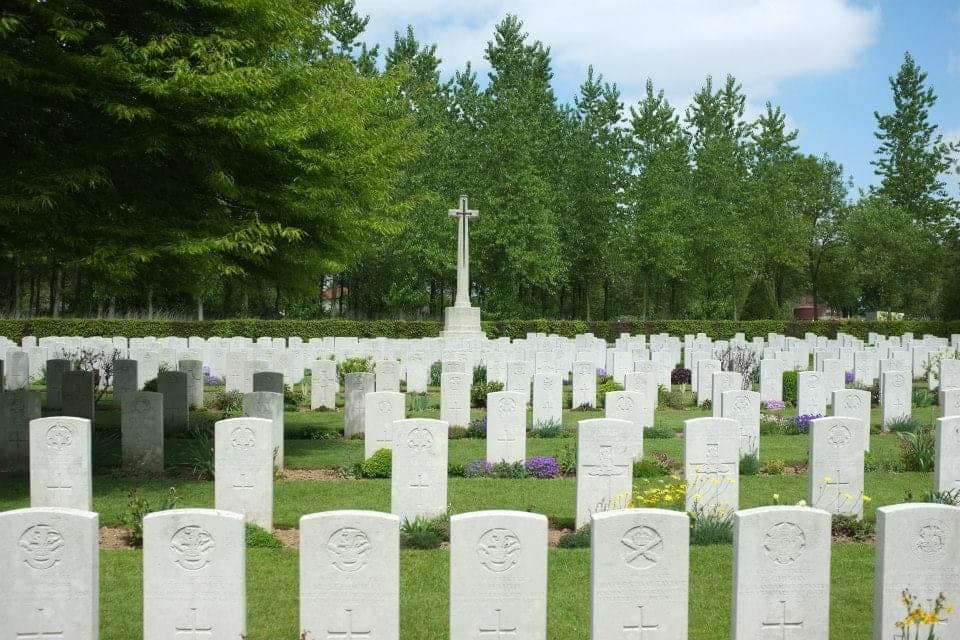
left=355, top=0, right=960, bottom=196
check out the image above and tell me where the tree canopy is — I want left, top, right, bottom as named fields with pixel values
left=1, top=6, right=957, bottom=321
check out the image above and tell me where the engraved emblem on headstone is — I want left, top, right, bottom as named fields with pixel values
left=18, top=525, right=64, bottom=570
left=326, top=527, right=372, bottom=573
left=620, top=526, right=661, bottom=570
left=134, top=397, right=151, bottom=415
left=843, top=395, right=862, bottom=412
left=732, top=395, right=750, bottom=415
left=230, top=427, right=256, bottom=451
left=44, top=424, right=73, bottom=451
left=406, top=427, right=435, bottom=456
left=827, top=424, right=852, bottom=448
left=170, top=525, right=214, bottom=571
left=763, top=522, right=806, bottom=565
left=377, top=400, right=392, bottom=415
left=913, top=520, right=947, bottom=561
left=616, top=396, right=634, bottom=412
left=477, top=528, right=521, bottom=574
left=498, top=397, right=518, bottom=418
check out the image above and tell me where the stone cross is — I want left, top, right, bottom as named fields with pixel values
left=448, top=195, right=479, bottom=308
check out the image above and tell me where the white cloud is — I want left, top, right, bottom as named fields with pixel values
left=357, top=0, right=880, bottom=104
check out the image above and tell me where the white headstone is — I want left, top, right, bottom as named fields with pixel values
left=575, top=418, right=633, bottom=528
left=572, top=361, right=596, bottom=409
left=440, top=371, right=471, bottom=428
left=121, top=391, right=164, bottom=475
left=832, top=389, right=872, bottom=452
left=809, top=416, right=865, bottom=518
left=721, top=389, right=761, bottom=458
left=732, top=506, right=831, bottom=640
left=344, top=372, right=375, bottom=437
left=941, top=387, right=960, bottom=418
left=179, top=359, right=205, bottom=409
left=604, top=391, right=644, bottom=460
left=874, top=504, right=960, bottom=640
left=4, top=349, right=29, bottom=389
left=391, top=419, right=448, bottom=522
left=143, top=508, right=245, bottom=640
left=881, top=369, right=911, bottom=428
left=299, top=510, right=400, bottom=640
left=935, top=416, right=960, bottom=492
left=363, top=391, right=405, bottom=459
left=711, top=371, right=743, bottom=417
left=760, top=359, right=785, bottom=403
left=684, top=417, right=739, bottom=515
left=214, top=417, right=274, bottom=530
left=696, top=359, right=721, bottom=406
left=311, top=359, right=338, bottom=410
left=531, top=372, right=562, bottom=428
left=0, top=507, right=99, bottom=640
left=242, top=391, right=284, bottom=468
left=30, top=417, right=92, bottom=510
left=797, top=371, right=826, bottom=417
left=449, top=511, right=547, bottom=640
left=591, top=508, right=689, bottom=640
left=486, top=391, right=526, bottom=464
left=622, top=371, right=656, bottom=429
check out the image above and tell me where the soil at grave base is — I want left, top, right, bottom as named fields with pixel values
left=100, top=526, right=134, bottom=550
left=280, top=468, right=341, bottom=481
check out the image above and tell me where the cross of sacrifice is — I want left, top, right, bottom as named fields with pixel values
left=447, top=195, right=479, bottom=309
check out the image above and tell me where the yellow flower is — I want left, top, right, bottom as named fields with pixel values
left=772, top=493, right=780, bottom=500
left=863, top=495, right=872, bottom=502
left=822, top=475, right=832, bottom=483
left=797, top=499, right=807, bottom=507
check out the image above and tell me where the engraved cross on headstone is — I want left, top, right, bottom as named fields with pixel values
left=16, top=607, right=64, bottom=640
left=44, top=474, right=73, bottom=495
left=823, top=468, right=851, bottom=511
left=478, top=608, right=517, bottom=638
left=175, top=607, right=212, bottom=639
left=326, top=608, right=371, bottom=639
left=447, top=194, right=479, bottom=309
left=622, top=605, right=660, bottom=638
left=760, top=599, right=803, bottom=640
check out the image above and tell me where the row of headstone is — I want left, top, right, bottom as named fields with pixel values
left=3, top=503, right=956, bottom=639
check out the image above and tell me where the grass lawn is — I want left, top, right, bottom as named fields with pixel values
left=96, top=543, right=875, bottom=639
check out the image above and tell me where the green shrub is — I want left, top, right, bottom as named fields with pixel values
left=658, top=387, right=693, bottom=410
left=465, top=418, right=487, bottom=439
left=491, top=461, right=527, bottom=479
left=739, top=454, right=760, bottom=476
left=831, top=515, right=874, bottom=542
left=246, top=524, right=283, bottom=548
left=400, top=515, right=449, bottom=549
left=644, top=424, right=676, bottom=439
left=182, top=425, right=215, bottom=480
left=209, top=388, right=242, bottom=412
left=407, top=393, right=431, bottom=413
left=473, top=365, right=487, bottom=384
left=360, top=448, right=392, bottom=478
left=689, top=510, right=734, bottom=545
left=337, top=357, right=371, bottom=382
left=597, top=378, right=624, bottom=406
left=865, top=447, right=903, bottom=472
left=887, top=416, right=925, bottom=433
left=922, top=489, right=960, bottom=505
left=899, top=428, right=935, bottom=472
left=119, top=487, right=180, bottom=546
left=287, top=423, right=338, bottom=440
left=633, top=458, right=670, bottom=478
left=142, top=378, right=158, bottom=392
left=471, top=380, right=504, bottom=408
left=760, top=459, right=786, bottom=475
left=530, top=420, right=566, bottom=437
left=448, top=426, right=469, bottom=439
left=429, top=362, right=442, bottom=387
left=913, top=388, right=936, bottom=407
left=557, top=525, right=591, bottom=549
left=782, top=370, right=798, bottom=405
left=557, top=442, right=577, bottom=475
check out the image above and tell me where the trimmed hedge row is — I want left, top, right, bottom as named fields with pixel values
left=1, top=318, right=959, bottom=341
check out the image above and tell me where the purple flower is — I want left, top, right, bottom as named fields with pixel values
left=790, top=413, right=822, bottom=434
left=671, top=368, right=692, bottom=385
left=597, top=368, right=607, bottom=378
left=464, top=459, right=492, bottom=478
left=525, top=456, right=560, bottom=479
left=845, top=371, right=855, bottom=385
left=763, top=400, right=786, bottom=411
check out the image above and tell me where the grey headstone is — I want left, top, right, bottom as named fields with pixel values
left=0, top=389, right=41, bottom=473
left=44, top=359, right=71, bottom=410
left=112, top=359, right=138, bottom=409
left=252, top=370, right=284, bottom=395
left=62, top=370, right=94, bottom=420
left=121, top=391, right=164, bottom=475
left=158, top=371, right=189, bottom=435
left=179, top=359, right=205, bottom=409
left=242, top=391, right=284, bottom=468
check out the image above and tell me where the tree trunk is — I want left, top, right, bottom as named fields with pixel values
left=196, top=295, right=204, bottom=321
left=50, top=268, right=63, bottom=317
left=108, top=297, right=116, bottom=319
left=12, top=262, right=21, bottom=315
left=147, top=288, right=154, bottom=319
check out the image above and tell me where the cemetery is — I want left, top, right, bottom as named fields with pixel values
left=3, top=1, right=960, bottom=639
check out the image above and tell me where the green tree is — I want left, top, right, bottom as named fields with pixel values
left=873, top=52, right=958, bottom=228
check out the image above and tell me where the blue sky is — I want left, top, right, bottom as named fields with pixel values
left=356, top=0, right=960, bottom=196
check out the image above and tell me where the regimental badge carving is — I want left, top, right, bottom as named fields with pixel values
left=843, top=395, right=862, bottom=413
left=327, top=527, right=372, bottom=573
left=44, top=424, right=73, bottom=451
left=377, top=400, right=392, bottom=415
left=170, top=525, right=214, bottom=571
left=477, top=528, right=521, bottom=574
left=913, top=520, right=947, bottom=561
left=253, top=399, right=273, bottom=417
left=134, top=397, right=152, bottom=415
left=893, top=373, right=905, bottom=388
left=828, top=424, right=852, bottom=448
left=498, top=397, right=518, bottom=418
left=732, top=395, right=750, bottom=415
left=9, top=395, right=26, bottom=415
left=952, top=422, right=960, bottom=446
left=231, top=426, right=256, bottom=451
left=763, top=522, right=806, bottom=565
left=19, top=525, right=64, bottom=570
left=406, top=427, right=434, bottom=456
left=620, top=526, right=662, bottom=570
left=447, top=376, right=462, bottom=392
left=616, top=396, right=634, bottom=413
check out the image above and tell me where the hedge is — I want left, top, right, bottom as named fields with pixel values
left=1, top=318, right=959, bottom=342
